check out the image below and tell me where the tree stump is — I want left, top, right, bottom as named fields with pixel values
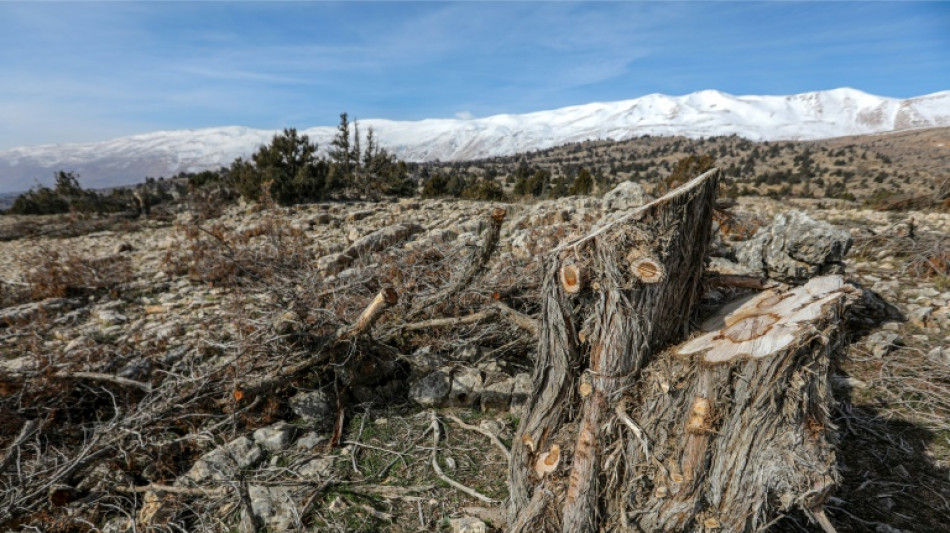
left=507, top=169, right=857, bottom=533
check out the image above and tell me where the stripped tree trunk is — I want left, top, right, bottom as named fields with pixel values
left=507, top=168, right=856, bottom=532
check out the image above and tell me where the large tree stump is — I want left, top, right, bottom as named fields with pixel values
left=621, top=275, right=857, bottom=532
left=508, top=169, right=720, bottom=532
left=507, top=169, right=857, bottom=533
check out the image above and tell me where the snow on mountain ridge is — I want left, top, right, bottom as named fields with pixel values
left=1, top=88, right=948, bottom=192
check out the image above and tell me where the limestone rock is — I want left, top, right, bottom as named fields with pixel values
left=481, top=377, right=515, bottom=410
left=450, top=516, right=488, bottom=533
left=447, top=367, right=484, bottom=407
left=736, top=210, right=852, bottom=282
left=253, top=421, right=296, bottom=452
left=185, top=436, right=263, bottom=483
left=510, top=372, right=532, bottom=411
left=247, top=485, right=298, bottom=531
left=867, top=331, right=903, bottom=358
left=409, top=369, right=451, bottom=407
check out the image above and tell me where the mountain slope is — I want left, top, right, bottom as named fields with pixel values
left=1, top=88, right=948, bottom=192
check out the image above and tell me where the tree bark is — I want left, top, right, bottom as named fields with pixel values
left=507, top=168, right=858, bottom=533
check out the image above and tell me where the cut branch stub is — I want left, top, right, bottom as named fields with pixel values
left=629, top=255, right=665, bottom=284
left=492, top=207, right=508, bottom=223
left=677, top=276, right=854, bottom=363
left=534, top=445, right=560, bottom=478
left=558, top=263, right=586, bottom=294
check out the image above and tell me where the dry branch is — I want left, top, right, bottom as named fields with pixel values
left=240, top=288, right=398, bottom=399
left=0, top=419, right=41, bottom=474
left=56, top=371, right=153, bottom=393
left=429, top=411, right=498, bottom=504
left=412, top=207, right=507, bottom=315
left=336, top=287, right=398, bottom=339
left=401, top=310, right=494, bottom=331
left=446, top=414, right=511, bottom=461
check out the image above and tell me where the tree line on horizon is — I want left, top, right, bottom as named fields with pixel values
left=2, top=111, right=616, bottom=217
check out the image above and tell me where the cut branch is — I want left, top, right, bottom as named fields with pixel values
left=336, top=287, right=398, bottom=340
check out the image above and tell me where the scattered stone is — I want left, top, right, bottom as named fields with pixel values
left=410, top=369, right=452, bottom=407
left=907, top=307, right=934, bottom=329
left=295, top=432, right=326, bottom=451
left=184, top=436, right=263, bottom=483
left=290, top=389, right=334, bottom=422
left=253, top=421, right=296, bottom=452
left=247, top=485, right=298, bottom=531
left=481, top=377, right=514, bottom=410
left=299, top=456, right=336, bottom=478
left=867, top=331, right=903, bottom=358
left=116, top=357, right=151, bottom=380
left=510, top=372, right=532, bottom=411
left=96, top=309, right=128, bottom=326
left=114, top=242, right=134, bottom=254
left=450, top=516, right=488, bottom=533
left=927, top=347, right=949, bottom=366
left=448, top=367, right=484, bottom=407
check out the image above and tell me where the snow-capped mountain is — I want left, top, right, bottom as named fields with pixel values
left=1, top=88, right=948, bottom=192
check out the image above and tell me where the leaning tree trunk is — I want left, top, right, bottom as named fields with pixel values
left=507, top=169, right=858, bottom=533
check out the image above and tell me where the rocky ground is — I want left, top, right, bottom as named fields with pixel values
left=0, top=184, right=948, bottom=532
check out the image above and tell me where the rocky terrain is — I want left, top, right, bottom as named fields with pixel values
left=1, top=182, right=949, bottom=532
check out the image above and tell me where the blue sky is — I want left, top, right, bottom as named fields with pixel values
left=0, top=1, right=947, bottom=150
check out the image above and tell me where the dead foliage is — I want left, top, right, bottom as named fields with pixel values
left=20, top=248, right=132, bottom=301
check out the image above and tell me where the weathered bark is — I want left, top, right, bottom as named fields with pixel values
left=507, top=167, right=858, bottom=533
left=508, top=169, right=720, bottom=532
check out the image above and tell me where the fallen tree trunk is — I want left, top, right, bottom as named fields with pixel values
left=507, top=168, right=857, bottom=532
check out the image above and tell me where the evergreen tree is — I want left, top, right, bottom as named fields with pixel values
left=328, top=112, right=353, bottom=189
left=569, top=167, right=594, bottom=195
left=230, top=129, right=326, bottom=205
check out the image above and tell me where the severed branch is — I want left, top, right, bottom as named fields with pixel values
left=492, top=301, right=538, bottom=336
left=336, top=287, right=398, bottom=340
left=115, top=483, right=228, bottom=496
left=239, top=288, right=398, bottom=399
left=428, top=411, right=498, bottom=504
left=401, top=309, right=494, bottom=331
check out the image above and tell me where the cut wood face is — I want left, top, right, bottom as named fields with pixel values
left=534, top=444, right=560, bottom=478
left=678, top=276, right=853, bottom=363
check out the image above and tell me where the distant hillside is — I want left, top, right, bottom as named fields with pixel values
left=1, top=88, right=948, bottom=192
left=421, top=127, right=950, bottom=204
